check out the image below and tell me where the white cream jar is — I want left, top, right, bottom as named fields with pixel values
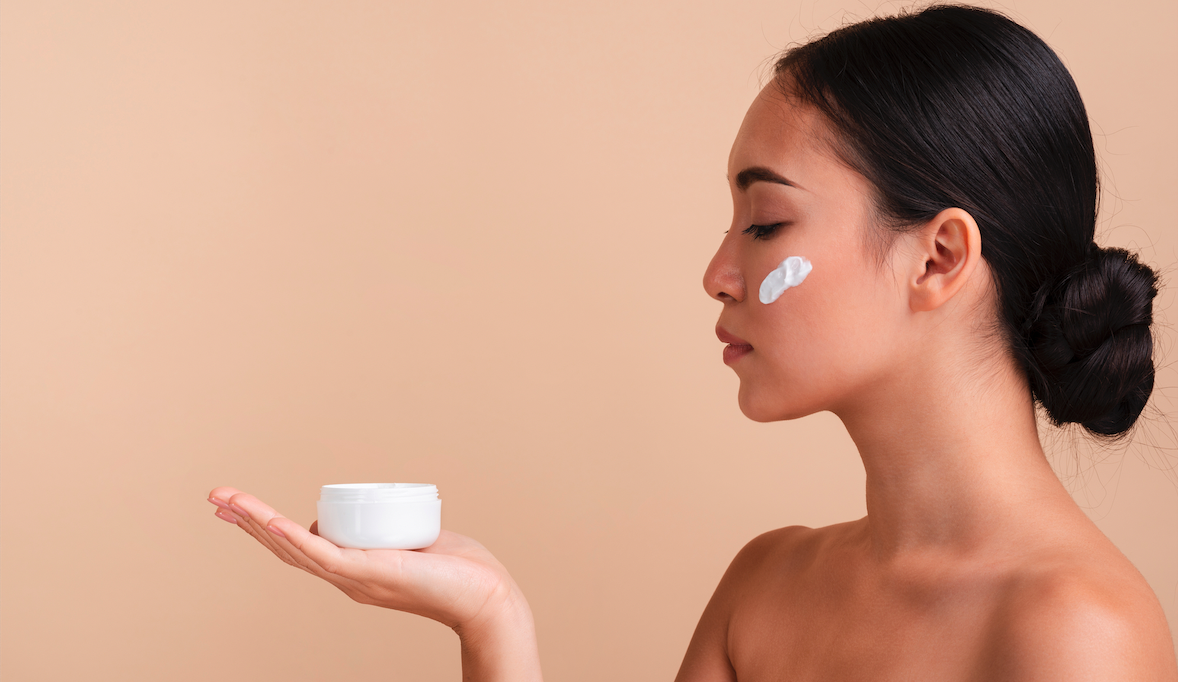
left=316, top=483, right=441, bottom=550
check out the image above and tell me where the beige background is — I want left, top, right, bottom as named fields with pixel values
left=2, top=0, right=1175, bottom=679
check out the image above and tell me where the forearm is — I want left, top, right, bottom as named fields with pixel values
left=455, top=588, right=543, bottom=682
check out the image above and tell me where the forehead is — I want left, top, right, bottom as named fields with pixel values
left=728, top=85, right=840, bottom=185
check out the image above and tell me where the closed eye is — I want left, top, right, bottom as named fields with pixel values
left=741, top=222, right=787, bottom=240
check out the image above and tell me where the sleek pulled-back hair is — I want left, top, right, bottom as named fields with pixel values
left=775, top=4, right=1159, bottom=437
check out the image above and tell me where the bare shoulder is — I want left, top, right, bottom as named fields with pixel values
left=674, top=523, right=847, bottom=682
left=724, top=523, right=833, bottom=580
left=703, top=521, right=863, bottom=612
left=985, top=550, right=1178, bottom=681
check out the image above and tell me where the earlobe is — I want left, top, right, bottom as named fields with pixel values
left=909, top=208, right=982, bottom=312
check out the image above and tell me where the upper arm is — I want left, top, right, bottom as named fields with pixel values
left=674, top=529, right=805, bottom=682
left=673, top=579, right=738, bottom=682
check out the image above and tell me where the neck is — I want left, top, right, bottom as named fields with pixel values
left=836, top=355, right=1074, bottom=559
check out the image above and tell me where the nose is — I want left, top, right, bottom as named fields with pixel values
left=703, top=236, right=746, bottom=303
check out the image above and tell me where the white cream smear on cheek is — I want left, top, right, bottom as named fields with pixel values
left=759, top=256, right=813, bottom=304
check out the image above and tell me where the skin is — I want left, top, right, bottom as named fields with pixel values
left=209, top=85, right=1178, bottom=681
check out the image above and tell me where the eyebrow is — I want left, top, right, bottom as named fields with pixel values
left=731, top=166, right=803, bottom=192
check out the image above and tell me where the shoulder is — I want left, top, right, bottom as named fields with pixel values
left=986, top=559, right=1178, bottom=681
left=691, top=524, right=831, bottom=631
left=718, top=523, right=836, bottom=583
left=694, top=521, right=855, bottom=631
left=674, top=523, right=848, bottom=682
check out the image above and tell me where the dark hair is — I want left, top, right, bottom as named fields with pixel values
left=774, top=4, right=1159, bottom=437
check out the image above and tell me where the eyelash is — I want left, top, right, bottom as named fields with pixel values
left=741, top=222, right=786, bottom=240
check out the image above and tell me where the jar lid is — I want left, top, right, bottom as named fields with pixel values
left=319, top=483, right=438, bottom=503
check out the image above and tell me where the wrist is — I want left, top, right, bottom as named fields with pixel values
left=454, top=585, right=542, bottom=682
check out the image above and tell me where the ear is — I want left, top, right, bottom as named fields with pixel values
left=906, top=208, right=982, bottom=313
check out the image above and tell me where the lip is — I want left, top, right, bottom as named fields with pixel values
left=716, top=326, right=750, bottom=346
left=717, top=326, right=753, bottom=365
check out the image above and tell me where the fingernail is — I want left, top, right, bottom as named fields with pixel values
left=229, top=503, right=250, bottom=520
left=267, top=523, right=287, bottom=538
left=208, top=497, right=230, bottom=509
left=215, top=510, right=238, bottom=525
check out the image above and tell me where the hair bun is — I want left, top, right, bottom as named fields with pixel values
left=1026, top=246, right=1159, bottom=436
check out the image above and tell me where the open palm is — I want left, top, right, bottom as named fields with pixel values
left=208, top=487, right=519, bottom=631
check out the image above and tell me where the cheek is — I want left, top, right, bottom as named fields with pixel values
left=744, top=254, right=899, bottom=411
left=760, top=261, right=856, bottom=363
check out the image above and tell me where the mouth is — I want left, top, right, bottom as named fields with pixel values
left=716, top=326, right=753, bottom=365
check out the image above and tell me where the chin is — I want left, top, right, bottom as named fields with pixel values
left=736, top=387, right=816, bottom=423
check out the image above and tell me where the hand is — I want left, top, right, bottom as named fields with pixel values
left=208, top=487, right=543, bottom=681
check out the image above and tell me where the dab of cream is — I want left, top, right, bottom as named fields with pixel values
left=759, top=256, right=812, bottom=304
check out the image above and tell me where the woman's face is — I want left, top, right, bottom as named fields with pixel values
left=704, top=86, right=914, bottom=422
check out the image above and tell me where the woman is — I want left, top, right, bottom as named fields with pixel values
left=209, top=5, right=1178, bottom=679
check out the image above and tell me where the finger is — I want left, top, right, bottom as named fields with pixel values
left=229, top=496, right=302, bottom=565
left=224, top=491, right=280, bottom=519
left=265, top=516, right=367, bottom=585
left=225, top=493, right=305, bottom=567
left=210, top=505, right=269, bottom=547
left=214, top=509, right=239, bottom=525
left=208, top=486, right=243, bottom=506
left=210, top=499, right=248, bottom=527
left=213, top=498, right=288, bottom=559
